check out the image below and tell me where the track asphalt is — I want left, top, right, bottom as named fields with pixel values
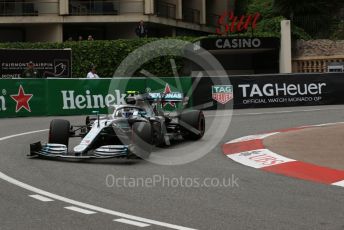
left=264, top=123, right=344, bottom=171
left=1, top=105, right=344, bottom=229
left=223, top=122, right=344, bottom=187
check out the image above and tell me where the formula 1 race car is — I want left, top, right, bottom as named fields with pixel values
left=29, top=91, right=205, bottom=160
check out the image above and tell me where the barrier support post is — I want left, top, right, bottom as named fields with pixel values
left=280, top=20, right=292, bottom=73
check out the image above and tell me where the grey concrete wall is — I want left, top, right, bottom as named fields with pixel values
left=26, top=24, right=63, bottom=42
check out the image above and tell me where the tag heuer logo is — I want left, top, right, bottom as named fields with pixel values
left=212, top=85, right=233, bottom=104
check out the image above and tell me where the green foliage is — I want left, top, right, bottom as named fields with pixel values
left=0, top=37, right=196, bottom=78
left=246, top=0, right=274, bottom=17
left=234, top=0, right=250, bottom=15
left=273, top=0, right=342, bottom=38
left=240, top=0, right=315, bottom=39
left=290, top=25, right=312, bottom=40
left=232, top=0, right=341, bottom=39
left=330, top=21, right=344, bottom=40
left=252, top=16, right=284, bottom=37
left=243, top=0, right=283, bottom=37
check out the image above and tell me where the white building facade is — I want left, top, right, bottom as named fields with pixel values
left=0, top=0, right=232, bottom=42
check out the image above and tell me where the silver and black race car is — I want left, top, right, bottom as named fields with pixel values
left=29, top=91, right=205, bottom=160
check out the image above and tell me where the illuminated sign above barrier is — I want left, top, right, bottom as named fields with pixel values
left=216, top=0, right=261, bottom=35
left=216, top=11, right=260, bottom=35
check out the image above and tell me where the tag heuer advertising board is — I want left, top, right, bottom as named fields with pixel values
left=212, top=85, right=234, bottom=104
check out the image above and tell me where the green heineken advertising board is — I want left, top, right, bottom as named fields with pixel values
left=0, top=79, right=47, bottom=117
left=0, top=78, right=192, bottom=118
left=47, top=78, right=146, bottom=116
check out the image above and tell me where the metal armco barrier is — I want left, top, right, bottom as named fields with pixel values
left=192, top=73, right=344, bottom=109
left=1, top=73, right=344, bottom=118
left=0, top=78, right=192, bottom=118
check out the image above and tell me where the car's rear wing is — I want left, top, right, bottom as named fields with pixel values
left=148, top=92, right=184, bottom=102
left=125, top=91, right=188, bottom=106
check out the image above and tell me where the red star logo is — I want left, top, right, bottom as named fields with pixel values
left=162, top=83, right=176, bottom=108
left=10, top=85, right=33, bottom=113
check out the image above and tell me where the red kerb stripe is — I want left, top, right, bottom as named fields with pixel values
left=223, top=139, right=264, bottom=155
left=263, top=161, right=344, bottom=184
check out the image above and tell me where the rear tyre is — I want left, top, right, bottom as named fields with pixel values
left=152, top=121, right=166, bottom=147
left=179, top=110, right=205, bottom=140
left=130, top=122, right=153, bottom=159
left=48, top=119, right=70, bottom=147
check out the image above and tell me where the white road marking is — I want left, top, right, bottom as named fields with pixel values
left=205, top=107, right=344, bottom=117
left=65, top=206, right=97, bottom=215
left=332, top=180, right=344, bottom=187
left=0, top=130, right=197, bottom=230
left=234, top=108, right=344, bottom=116
left=114, top=218, right=150, bottom=227
left=0, top=129, right=48, bottom=141
left=226, top=132, right=279, bottom=144
left=205, top=114, right=232, bottom=117
left=29, top=194, right=54, bottom=202
left=227, top=149, right=295, bottom=169
left=312, top=122, right=344, bottom=127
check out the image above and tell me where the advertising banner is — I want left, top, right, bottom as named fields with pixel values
left=0, top=49, right=72, bottom=78
left=0, top=79, right=47, bottom=117
left=192, top=73, right=344, bottom=109
left=47, top=78, right=146, bottom=116
left=0, top=77, right=192, bottom=118
left=1, top=74, right=344, bottom=118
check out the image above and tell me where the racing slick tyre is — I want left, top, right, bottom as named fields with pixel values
left=48, top=119, right=70, bottom=147
left=130, top=122, right=153, bottom=159
left=179, top=110, right=205, bottom=140
left=152, top=121, right=166, bottom=147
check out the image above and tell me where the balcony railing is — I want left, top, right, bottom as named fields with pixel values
left=155, top=0, right=175, bottom=19
left=69, top=0, right=143, bottom=16
left=206, top=13, right=220, bottom=27
left=182, top=7, right=200, bottom=24
left=292, top=55, right=344, bottom=73
left=0, top=1, right=58, bottom=16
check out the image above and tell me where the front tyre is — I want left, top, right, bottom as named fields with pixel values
left=48, top=119, right=70, bottom=147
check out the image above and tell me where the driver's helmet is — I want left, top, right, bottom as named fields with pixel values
left=122, top=109, right=133, bottom=118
